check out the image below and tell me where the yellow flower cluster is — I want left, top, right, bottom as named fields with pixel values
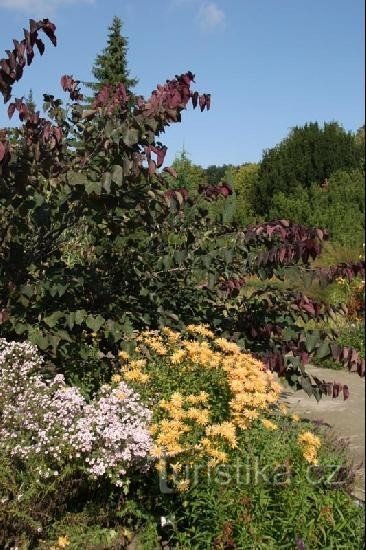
left=117, top=325, right=283, bottom=472
left=186, top=324, right=215, bottom=339
left=186, top=391, right=209, bottom=405
left=50, top=536, right=70, bottom=549
left=182, top=340, right=222, bottom=369
left=261, top=418, right=278, bottom=431
left=118, top=350, right=130, bottom=361
left=298, top=431, right=321, bottom=465
left=150, top=392, right=214, bottom=459
left=137, top=331, right=168, bottom=355
left=170, top=348, right=187, bottom=364
left=278, top=404, right=288, bottom=415
left=214, top=337, right=241, bottom=355
left=222, top=353, right=281, bottom=429
left=113, top=354, right=150, bottom=384
left=162, top=327, right=181, bottom=343
left=199, top=437, right=228, bottom=465
left=206, top=422, right=237, bottom=448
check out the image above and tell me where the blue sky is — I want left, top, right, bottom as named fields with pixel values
left=0, top=0, right=364, bottom=167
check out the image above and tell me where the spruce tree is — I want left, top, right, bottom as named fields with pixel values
left=88, top=16, right=137, bottom=93
left=26, top=89, right=36, bottom=115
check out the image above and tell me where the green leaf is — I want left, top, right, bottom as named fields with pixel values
left=174, top=250, right=186, bottom=265
left=111, top=165, right=123, bottom=185
left=86, top=314, right=105, bottom=332
left=55, top=329, right=73, bottom=343
left=18, top=295, right=29, bottom=307
left=14, top=323, right=27, bottom=335
left=207, top=272, right=216, bottom=289
left=29, top=330, right=49, bottom=350
left=43, top=311, right=64, bottom=328
left=104, top=119, right=114, bottom=137
left=103, top=172, right=112, bottom=192
left=33, top=192, right=45, bottom=207
left=20, top=284, right=34, bottom=298
left=221, top=194, right=236, bottom=225
left=85, top=181, right=102, bottom=195
left=316, top=341, right=330, bottom=360
left=300, top=376, right=314, bottom=397
left=75, top=310, right=87, bottom=325
left=48, top=334, right=61, bottom=355
left=122, top=128, right=139, bottom=147
left=121, top=318, right=133, bottom=334
left=104, top=320, right=123, bottom=342
left=305, top=331, right=321, bottom=353
left=65, top=312, right=76, bottom=330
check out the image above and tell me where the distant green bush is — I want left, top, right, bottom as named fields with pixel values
left=254, top=122, right=364, bottom=216
left=269, top=168, right=365, bottom=249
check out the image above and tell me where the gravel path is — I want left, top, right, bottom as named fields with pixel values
left=280, top=366, right=365, bottom=501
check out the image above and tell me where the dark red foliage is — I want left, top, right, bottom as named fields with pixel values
left=164, top=187, right=189, bottom=208
left=92, top=82, right=129, bottom=112
left=0, top=19, right=56, bottom=103
left=136, top=72, right=209, bottom=135
left=219, top=277, right=246, bottom=295
left=0, top=141, right=6, bottom=161
left=256, top=238, right=323, bottom=267
left=251, top=323, right=283, bottom=340
left=7, top=97, right=29, bottom=120
left=0, top=308, right=9, bottom=324
left=314, top=261, right=365, bottom=284
left=198, top=93, right=211, bottom=112
left=296, top=538, right=306, bottom=550
left=329, top=343, right=365, bottom=376
left=191, top=91, right=199, bottom=109
left=0, top=130, right=10, bottom=173
left=199, top=181, right=233, bottom=200
left=2, top=94, right=62, bottom=158
left=245, top=220, right=328, bottom=244
left=24, top=111, right=62, bottom=146
left=163, top=166, right=178, bottom=178
left=140, top=72, right=195, bottom=118
left=60, top=75, right=83, bottom=102
left=0, top=136, right=10, bottom=162
left=144, top=144, right=167, bottom=169
left=291, top=293, right=325, bottom=319
left=263, top=349, right=351, bottom=400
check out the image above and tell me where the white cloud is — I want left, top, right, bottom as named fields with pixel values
left=0, top=0, right=93, bottom=15
left=171, top=0, right=226, bottom=32
left=198, top=2, right=225, bottom=31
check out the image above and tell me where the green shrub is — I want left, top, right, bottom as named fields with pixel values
left=254, top=122, right=364, bottom=217
left=159, top=419, right=364, bottom=549
left=0, top=449, right=156, bottom=549
left=268, top=169, right=365, bottom=250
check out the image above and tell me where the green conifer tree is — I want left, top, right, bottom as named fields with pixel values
left=88, top=16, right=138, bottom=93
left=26, top=89, right=36, bottom=115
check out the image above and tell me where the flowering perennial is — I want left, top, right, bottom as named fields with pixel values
left=115, top=326, right=283, bottom=483
left=298, top=431, right=322, bottom=465
left=0, top=339, right=152, bottom=486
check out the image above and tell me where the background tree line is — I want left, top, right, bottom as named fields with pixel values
left=170, top=122, right=364, bottom=254
left=90, top=15, right=364, bottom=254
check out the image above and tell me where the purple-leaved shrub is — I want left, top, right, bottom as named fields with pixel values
left=0, top=339, right=152, bottom=486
